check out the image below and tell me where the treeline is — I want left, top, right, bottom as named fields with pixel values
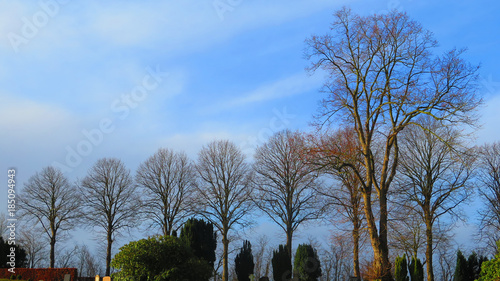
left=8, top=7, right=500, bottom=281
left=12, top=130, right=500, bottom=281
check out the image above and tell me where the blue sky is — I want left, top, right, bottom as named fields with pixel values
left=1, top=0, right=500, bottom=261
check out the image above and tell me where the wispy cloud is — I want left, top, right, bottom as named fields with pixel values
left=219, top=72, right=322, bottom=109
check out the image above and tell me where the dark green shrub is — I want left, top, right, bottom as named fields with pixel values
left=293, top=244, right=322, bottom=281
left=453, top=250, right=468, bottom=281
left=409, top=256, right=423, bottom=281
left=16, top=275, right=22, bottom=280
left=179, top=217, right=217, bottom=269
left=394, top=254, right=409, bottom=281
left=272, top=245, right=292, bottom=281
left=235, top=240, right=254, bottom=281
left=9, top=275, right=16, bottom=280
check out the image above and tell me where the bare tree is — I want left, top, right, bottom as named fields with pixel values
left=76, top=244, right=102, bottom=277
left=252, top=235, right=272, bottom=280
left=305, top=8, right=480, bottom=279
left=18, top=226, right=48, bottom=268
left=0, top=213, right=8, bottom=239
left=388, top=206, right=426, bottom=259
left=195, top=140, right=254, bottom=281
left=79, top=158, right=141, bottom=276
left=320, top=234, right=355, bottom=281
left=435, top=238, right=456, bottom=281
left=307, top=128, right=365, bottom=279
left=477, top=141, right=500, bottom=254
left=19, top=166, right=81, bottom=268
left=136, top=148, right=196, bottom=236
left=253, top=130, right=321, bottom=264
left=396, top=117, right=475, bottom=281
left=56, top=245, right=79, bottom=268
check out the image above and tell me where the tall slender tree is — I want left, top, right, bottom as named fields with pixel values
left=397, top=117, right=475, bottom=281
left=253, top=130, right=321, bottom=263
left=20, top=166, right=81, bottom=268
left=136, top=148, right=196, bottom=236
left=305, top=8, right=480, bottom=279
left=477, top=142, right=500, bottom=254
left=195, top=140, right=254, bottom=281
left=79, top=158, right=142, bottom=276
left=307, top=128, right=364, bottom=279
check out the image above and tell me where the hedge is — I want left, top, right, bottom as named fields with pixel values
left=0, top=268, right=77, bottom=281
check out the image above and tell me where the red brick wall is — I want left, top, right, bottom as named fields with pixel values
left=0, top=268, right=77, bottom=281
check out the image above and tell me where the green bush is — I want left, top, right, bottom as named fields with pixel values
left=294, top=244, right=322, bottom=281
left=394, top=254, right=409, bottom=281
left=235, top=240, right=254, bottom=281
left=476, top=241, right=500, bottom=281
left=111, top=235, right=212, bottom=281
left=409, top=256, right=423, bottom=281
left=272, top=245, right=292, bottom=281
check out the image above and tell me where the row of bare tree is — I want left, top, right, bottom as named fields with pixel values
left=16, top=127, right=500, bottom=281
left=15, top=7, right=500, bottom=281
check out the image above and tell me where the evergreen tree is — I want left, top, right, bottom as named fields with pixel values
left=453, top=250, right=468, bottom=281
left=409, top=256, right=423, bottom=281
left=180, top=218, right=217, bottom=269
left=0, top=237, right=27, bottom=268
left=272, top=245, right=292, bottom=281
left=477, top=241, right=500, bottom=281
left=394, top=255, right=409, bottom=281
left=235, top=240, right=254, bottom=281
left=293, top=244, right=322, bottom=281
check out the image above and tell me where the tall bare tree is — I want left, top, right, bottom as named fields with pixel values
left=305, top=8, right=480, bottom=279
left=18, top=226, right=48, bottom=268
left=253, top=130, right=321, bottom=264
left=20, top=166, right=80, bottom=268
left=307, top=128, right=365, bottom=279
left=477, top=141, right=500, bottom=254
left=195, top=140, right=254, bottom=281
left=397, top=117, right=475, bottom=281
left=136, top=148, right=196, bottom=236
left=79, top=158, right=141, bottom=276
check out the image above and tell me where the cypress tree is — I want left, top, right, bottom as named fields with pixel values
left=235, top=240, right=255, bottom=281
left=394, top=254, right=409, bottom=281
left=409, top=256, right=424, bottom=281
left=293, top=244, right=322, bottom=281
left=179, top=218, right=217, bottom=268
left=453, top=250, right=468, bottom=281
left=272, top=245, right=292, bottom=281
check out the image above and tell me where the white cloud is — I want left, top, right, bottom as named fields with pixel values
left=0, top=93, right=78, bottom=143
left=0, top=1, right=344, bottom=56
left=225, top=72, right=322, bottom=108
left=476, top=94, right=500, bottom=144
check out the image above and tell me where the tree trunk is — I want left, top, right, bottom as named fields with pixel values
left=222, top=230, right=229, bottom=281
left=353, top=220, right=361, bottom=279
left=362, top=191, right=392, bottom=280
left=425, top=215, right=434, bottom=281
left=378, top=189, right=392, bottom=281
left=49, top=236, right=56, bottom=268
left=106, top=231, right=113, bottom=276
left=286, top=225, right=293, bottom=266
